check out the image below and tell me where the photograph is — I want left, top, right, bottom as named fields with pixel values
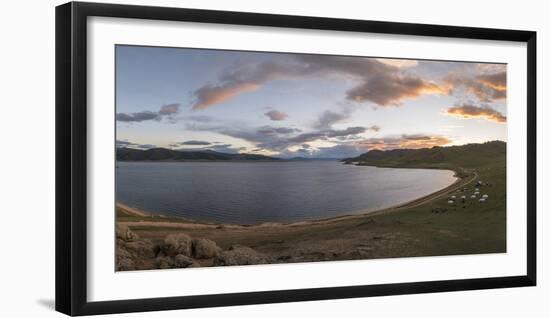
left=114, top=45, right=507, bottom=271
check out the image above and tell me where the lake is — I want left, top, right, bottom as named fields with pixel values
left=116, top=161, right=457, bottom=224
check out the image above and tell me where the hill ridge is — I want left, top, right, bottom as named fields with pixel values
left=116, top=147, right=280, bottom=161
left=343, top=140, right=506, bottom=172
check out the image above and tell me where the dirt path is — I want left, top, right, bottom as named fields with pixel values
left=387, top=170, right=478, bottom=210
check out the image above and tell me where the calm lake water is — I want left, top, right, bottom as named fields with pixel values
left=116, top=161, right=456, bottom=224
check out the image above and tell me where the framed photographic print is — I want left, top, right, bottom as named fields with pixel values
left=55, top=1, right=536, bottom=316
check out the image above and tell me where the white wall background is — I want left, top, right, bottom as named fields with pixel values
left=0, top=0, right=547, bottom=316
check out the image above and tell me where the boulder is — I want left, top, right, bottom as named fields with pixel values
left=123, top=239, right=156, bottom=259
left=174, top=254, right=196, bottom=268
left=155, top=255, right=174, bottom=269
left=116, top=246, right=136, bottom=271
left=117, top=257, right=135, bottom=271
left=161, top=233, right=192, bottom=257
left=192, top=238, right=221, bottom=259
left=214, top=245, right=271, bottom=266
left=116, top=223, right=139, bottom=242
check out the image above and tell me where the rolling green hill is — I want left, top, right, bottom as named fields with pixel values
left=343, top=140, right=506, bottom=175
left=116, top=147, right=280, bottom=161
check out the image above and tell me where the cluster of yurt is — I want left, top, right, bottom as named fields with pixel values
left=448, top=185, right=490, bottom=205
left=479, top=194, right=489, bottom=203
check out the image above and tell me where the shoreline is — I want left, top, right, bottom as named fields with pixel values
left=117, top=166, right=474, bottom=229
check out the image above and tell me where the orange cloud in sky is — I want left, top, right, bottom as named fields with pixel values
left=347, top=77, right=448, bottom=106
left=445, top=104, right=506, bottom=123
left=476, top=72, right=507, bottom=91
left=191, top=56, right=454, bottom=110
left=264, top=110, right=288, bottom=121
left=192, top=83, right=260, bottom=110
left=375, top=58, right=418, bottom=68
left=445, top=71, right=506, bottom=102
left=356, top=134, right=452, bottom=150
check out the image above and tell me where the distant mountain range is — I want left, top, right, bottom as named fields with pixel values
left=117, top=141, right=506, bottom=164
left=343, top=140, right=506, bottom=170
left=117, top=147, right=280, bottom=161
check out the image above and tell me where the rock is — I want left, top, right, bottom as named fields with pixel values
left=155, top=255, right=174, bottom=269
left=116, top=247, right=132, bottom=266
left=123, top=239, right=156, bottom=259
left=214, top=245, right=271, bottom=266
left=162, top=233, right=192, bottom=257
left=174, top=254, right=196, bottom=268
left=192, top=238, right=221, bottom=259
left=116, top=246, right=136, bottom=271
left=116, top=237, right=157, bottom=271
left=116, top=224, right=139, bottom=242
left=117, top=257, right=135, bottom=271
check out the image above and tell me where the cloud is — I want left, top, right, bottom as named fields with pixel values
left=476, top=63, right=507, bottom=74
left=178, top=143, right=243, bottom=154
left=445, top=104, right=506, bottom=123
left=314, top=109, right=351, bottom=129
left=182, top=115, right=216, bottom=123
left=355, top=134, right=452, bottom=150
left=278, top=133, right=452, bottom=159
left=179, top=140, right=212, bottom=145
left=257, top=126, right=301, bottom=135
left=298, top=55, right=447, bottom=107
left=375, top=58, right=419, bottom=68
left=281, top=143, right=368, bottom=159
left=116, top=139, right=157, bottom=149
left=369, top=125, right=381, bottom=132
left=117, top=103, right=181, bottom=122
left=209, top=143, right=240, bottom=153
left=264, top=110, right=288, bottom=121
left=116, top=111, right=159, bottom=122
left=259, top=125, right=377, bottom=150
left=445, top=71, right=506, bottom=102
left=191, top=60, right=305, bottom=109
left=137, top=144, right=156, bottom=149
left=184, top=109, right=380, bottom=154
left=312, top=144, right=363, bottom=159
left=477, top=72, right=506, bottom=91
left=158, top=103, right=180, bottom=115
left=286, top=131, right=328, bottom=144
left=326, top=126, right=367, bottom=138
left=346, top=76, right=446, bottom=106
left=191, top=55, right=447, bottom=109
left=116, top=140, right=135, bottom=147
left=192, top=83, right=260, bottom=110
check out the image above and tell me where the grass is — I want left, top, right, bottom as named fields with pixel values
left=348, top=142, right=507, bottom=256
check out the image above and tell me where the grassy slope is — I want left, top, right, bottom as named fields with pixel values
left=117, top=141, right=507, bottom=265
left=344, top=140, right=507, bottom=256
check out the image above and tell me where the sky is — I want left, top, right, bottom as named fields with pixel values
left=115, top=45, right=507, bottom=159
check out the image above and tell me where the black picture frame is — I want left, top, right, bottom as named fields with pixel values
left=55, top=1, right=537, bottom=316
